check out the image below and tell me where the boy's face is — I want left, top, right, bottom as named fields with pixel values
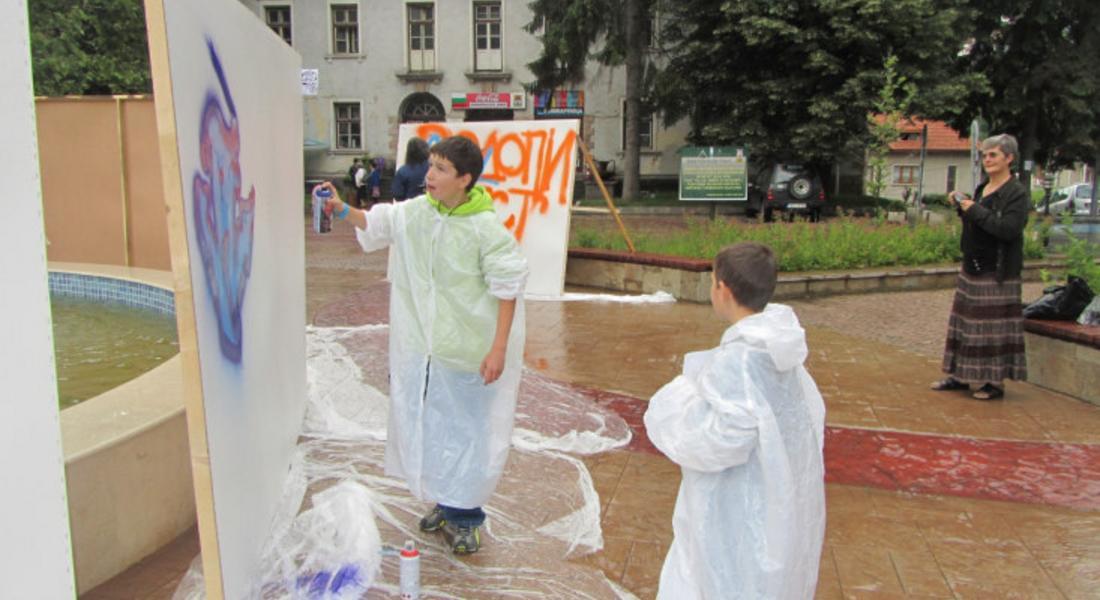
left=426, top=154, right=472, bottom=205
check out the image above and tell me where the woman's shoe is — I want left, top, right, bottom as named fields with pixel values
left=972, top=383, right=1004, bottom=400
left=931, top=377, right=970, bottom=391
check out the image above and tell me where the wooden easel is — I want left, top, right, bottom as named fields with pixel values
left=577, top=141, right=636, bottom=253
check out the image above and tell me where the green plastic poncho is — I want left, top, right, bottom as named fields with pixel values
left=355, top=186, right=528, bottom=508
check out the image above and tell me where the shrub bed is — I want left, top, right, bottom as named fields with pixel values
left=572, top=216, right=1048, bottom=272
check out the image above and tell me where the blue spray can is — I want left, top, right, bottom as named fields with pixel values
left=312, top=186, right=332, bottom=233
left=399, top=539, right=420, bottom=599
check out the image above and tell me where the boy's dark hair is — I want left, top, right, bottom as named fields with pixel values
left=713, top=242, right=777, bottom=312
left=429, top=136, right=484, bottom=191
left=405, top=137, right=430, bottom=165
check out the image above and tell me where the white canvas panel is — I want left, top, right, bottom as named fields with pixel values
left=396, top=120, right=579, bottom=297
left=154, top=0, right=306, bottom=596
left=0, top=1, right=76, bottom=596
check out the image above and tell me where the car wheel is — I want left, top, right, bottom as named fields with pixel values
left=790, top=176, right=813, bottom=200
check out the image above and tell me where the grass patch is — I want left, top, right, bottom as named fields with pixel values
left=571, top=215, right=1049, bottom=272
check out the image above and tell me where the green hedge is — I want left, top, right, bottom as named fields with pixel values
left=572, top=216, right=1049, bottom=272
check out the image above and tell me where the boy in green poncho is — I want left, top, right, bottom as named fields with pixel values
left=316, top=136, right=528, bottom=554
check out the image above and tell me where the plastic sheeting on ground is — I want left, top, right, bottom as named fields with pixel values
left=527, top=291, right=677, bottom=304
left=174, top=325, right=634, bottom=599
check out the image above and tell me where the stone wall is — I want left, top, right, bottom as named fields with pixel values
left=1025, top=320, right=1100, bottom=407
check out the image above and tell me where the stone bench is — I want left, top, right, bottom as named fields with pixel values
left=1024, top=319, right=1100, bottom=406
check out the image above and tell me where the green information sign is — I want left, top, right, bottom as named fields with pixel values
left=679, top=146, right=748, bottom=201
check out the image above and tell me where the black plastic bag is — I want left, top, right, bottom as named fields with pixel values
left=1023, top=276, right=1096, bottom=320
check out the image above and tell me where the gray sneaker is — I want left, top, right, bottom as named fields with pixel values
left=419, top=506, right=446, bottom=532
left=443, top=522, right=480, bottom=554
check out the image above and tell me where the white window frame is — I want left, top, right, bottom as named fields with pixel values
left=892, top=164, right=919, bottom=185
left=473, top=1, right=503, bottom=72
left=406, top=2, right=436, bottom=72
left=261, top=2, right=293, bottom=46
left=332, top=100, right=363, bottom=151
left=620, top=98, right=655, bottom=151
left=329, top=2, right=361, bottom=56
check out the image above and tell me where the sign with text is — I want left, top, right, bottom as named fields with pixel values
left=450, top=91, right=526, bottom=110
left=300, top=69, right=318, bottom=96
left=679, top=146, right=748, bottom=201
left=396, top=120, right=579, bottom=297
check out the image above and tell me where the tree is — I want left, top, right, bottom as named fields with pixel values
left=652, top=0, right=981, bottom=172
left=28, top=0, right=151, bottom=97
left=949, top=1, right=1100, bottom=193
left=525, top=0, right=654, bottom=201
left=866, top=53, right=916, bottom=199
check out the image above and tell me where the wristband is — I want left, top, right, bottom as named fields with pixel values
left=336, top=203, right=351, bottom=221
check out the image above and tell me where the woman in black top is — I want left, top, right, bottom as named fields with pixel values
left=932, top=134, right=1029, bottom=400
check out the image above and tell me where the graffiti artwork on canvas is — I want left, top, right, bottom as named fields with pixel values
left=192, top=39, right=256, bottom=364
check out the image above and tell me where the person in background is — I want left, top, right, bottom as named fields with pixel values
left=392, top=137, right=430, bottom=201
left=366, top=157, right=384, bottom=207
left=932, top=133, right=1029, bottom=401
left=346, top=158, right=363, bottom=207
left=354, top=159, right=368, bottom=208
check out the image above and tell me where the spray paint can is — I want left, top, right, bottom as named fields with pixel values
left=312, top=186, right=332, bottom=233
left=399, top=539, right=420, bottom=600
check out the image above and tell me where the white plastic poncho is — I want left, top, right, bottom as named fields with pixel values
left=644, top=304, right=826, bottom=600
left=355, top=186, right=527, bottom=508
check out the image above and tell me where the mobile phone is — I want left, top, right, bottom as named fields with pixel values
left=950, top=191, right=969, bottom=204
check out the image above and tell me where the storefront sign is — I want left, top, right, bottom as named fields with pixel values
left=534, top=90, right=584, bottom=118
left=450, top=92, right=526, bottom=110
left=679, top=146, right=748, bottom=201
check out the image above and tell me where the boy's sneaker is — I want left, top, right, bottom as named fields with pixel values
left=442, top=522, right=480, bottom=554
left=418, top=506, right=446, bottom=532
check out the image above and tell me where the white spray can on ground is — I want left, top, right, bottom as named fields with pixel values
left=399, top=539, right=420, bottom=600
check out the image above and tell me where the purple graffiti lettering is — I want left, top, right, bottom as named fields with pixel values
left=192, top=40, right=255, bottom=364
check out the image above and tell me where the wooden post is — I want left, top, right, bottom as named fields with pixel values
left=577, top=141, right=637, bottom=253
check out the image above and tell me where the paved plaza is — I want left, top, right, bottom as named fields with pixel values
left=88, top=217, right=1100, bottom=599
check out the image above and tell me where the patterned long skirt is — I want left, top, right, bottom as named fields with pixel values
left=941, top=271, right=1028, bottom=383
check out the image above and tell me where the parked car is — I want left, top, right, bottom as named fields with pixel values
left=1046, top=183, right=1094, bottom=215
left=746, top=163, right=827, bottom=222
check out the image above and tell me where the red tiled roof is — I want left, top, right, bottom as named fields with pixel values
left=874, top=116, right=971, bottom=152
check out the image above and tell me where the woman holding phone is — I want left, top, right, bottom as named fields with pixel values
left=932, top=134, right=1029, bottom=400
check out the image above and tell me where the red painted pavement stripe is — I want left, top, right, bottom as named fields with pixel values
left=584, top=385, right=1100, bottom=511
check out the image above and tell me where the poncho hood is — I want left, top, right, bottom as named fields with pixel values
left=426, top=184, right=495, bottom=216
left=721, top=303, right=808, bottom=372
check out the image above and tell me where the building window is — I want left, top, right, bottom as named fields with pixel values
left=621, top=100, right=654, bottom=150
left=331, top=4, right=359, bottom=55
left=946, top=165, right=957, bottom=192
left=333, top=102, right=361, bottom=150
left=264, top=5, right=292, bottom=46
left=893, top=165, right=919, bottom=185
left=641, top=14, right=657, bottom=48
left=474, top=1, right=502, bottom=71
left=408, top=4, right=435, bottom=71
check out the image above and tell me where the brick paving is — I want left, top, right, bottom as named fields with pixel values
left=87, top=217, right=1100, bottom=599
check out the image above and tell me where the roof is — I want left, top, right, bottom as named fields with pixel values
left=875, top=116, right=971, bottom=152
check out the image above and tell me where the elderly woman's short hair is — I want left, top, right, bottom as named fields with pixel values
left=981, top=134, right=1019, bottom=159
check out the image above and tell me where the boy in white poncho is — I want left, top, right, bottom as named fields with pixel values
left=644, top=242, right=826, bottom=599
left=316, top=136, right=527, bottom=555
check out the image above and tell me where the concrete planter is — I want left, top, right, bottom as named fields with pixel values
left=566, top=248, right=1063, bottom=303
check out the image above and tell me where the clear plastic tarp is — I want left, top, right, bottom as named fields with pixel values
left=174, top=325, right=634, bottom=599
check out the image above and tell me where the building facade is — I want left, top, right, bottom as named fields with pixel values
left=879, top=118, right=977, bottom=201
left=240, top=0, right=690, bottom=183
